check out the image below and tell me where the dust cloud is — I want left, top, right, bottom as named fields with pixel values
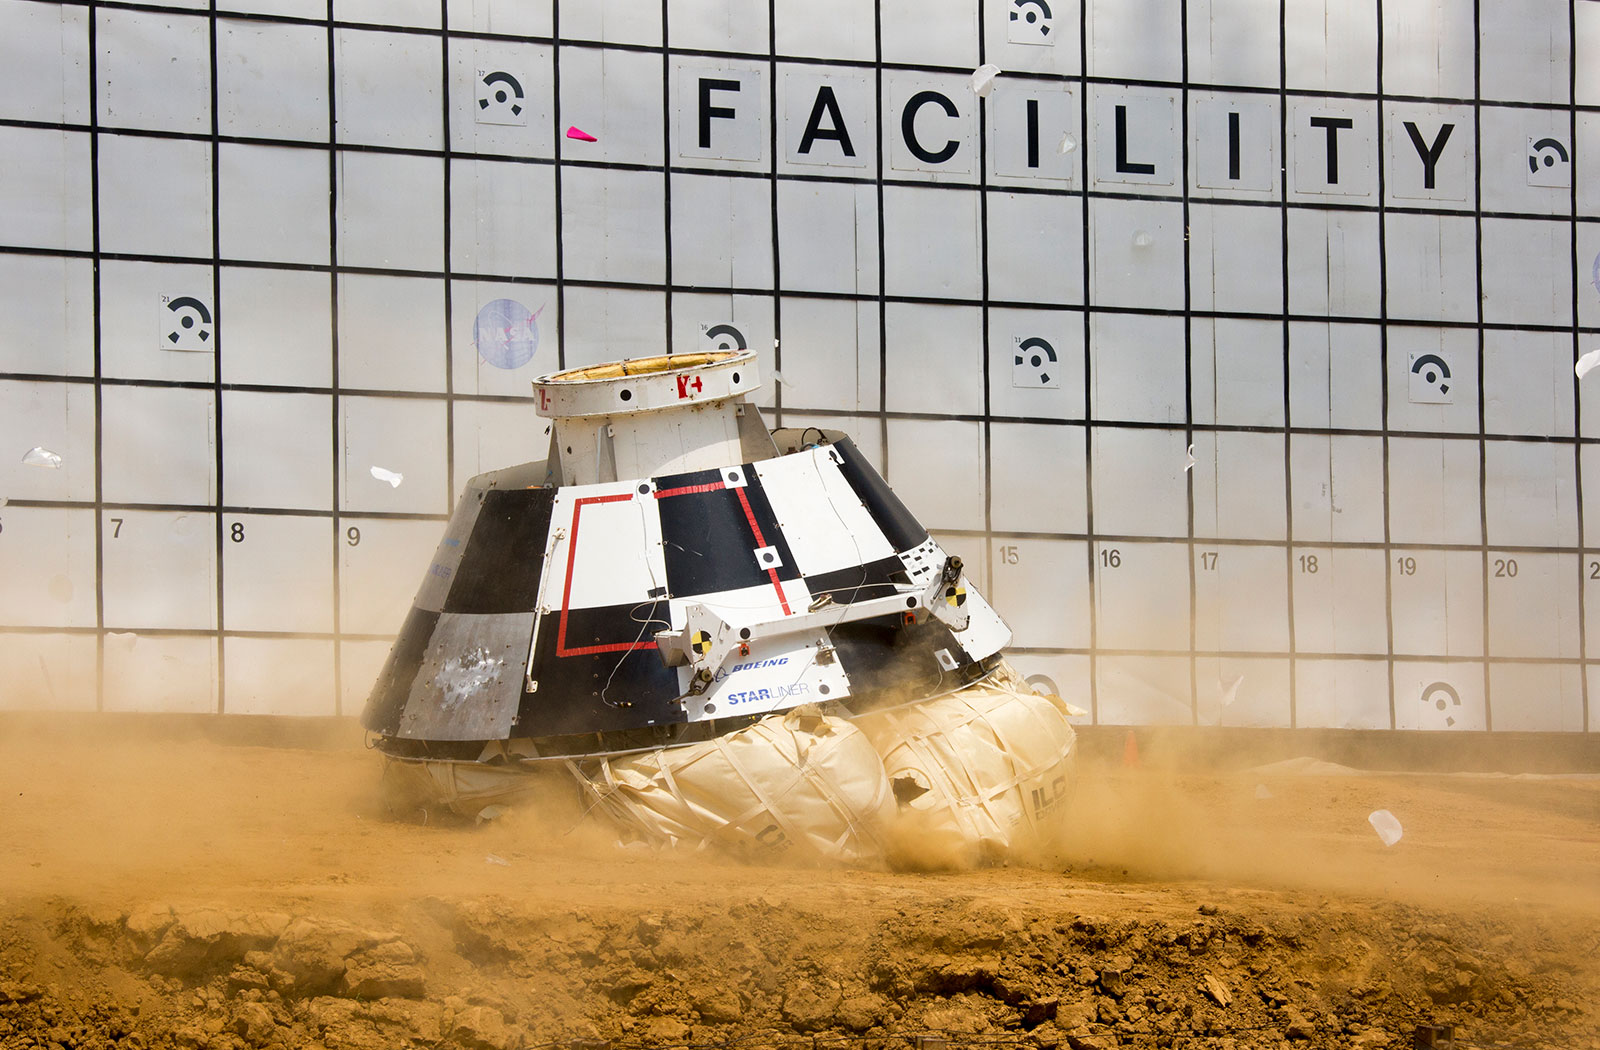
left=0, top=706, right=1597, bottom=1049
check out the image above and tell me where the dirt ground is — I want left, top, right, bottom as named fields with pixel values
left=0, top=717, right=1597, bottom=1050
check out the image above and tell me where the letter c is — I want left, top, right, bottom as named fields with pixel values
left=901, top=90, right=960, bottom=165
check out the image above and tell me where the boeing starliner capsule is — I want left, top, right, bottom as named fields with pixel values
left=362, top=349, right=1015, bottom=762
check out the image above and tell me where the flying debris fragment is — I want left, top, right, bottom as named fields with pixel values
left=370, top=465, right=404, bottom=488
left=1368, top=809, right=1403, bottom=847
left=565, top=125, right=598, bottom=142
left=1219, top=674, right=1244, bottom=707
left=970, top=63, right=1001, bottom=98
left=362, top=350, right=1077, bottom=864
left=22, top=446, right=62, bottom=469
left=1576, top=348, right=1600, bottom=379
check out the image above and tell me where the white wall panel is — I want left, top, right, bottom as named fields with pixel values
left=884, top=304, right=983, bottom=415
left=218, top=267, right=333, bottom=389
left=987, top=307, right=1085, bottom=420
left=1296, top=659, right=1390, bottom=730
left=100, top=261, right=216, bottom=384
left=448, top=279, right=557, bottom=397
left=103, top=633, right=218, bottom=714
left=1286, top=210, right=1382, bottom=318
left=97, top=9, right=210, bottom=134
left=0, top=128, right=91, bottom=252
left=1191, top=318, right=1282, bottom=429
left=1285, top=0, right=1376, bottom=94
left=1381, top=0, right=1475, bottom=100
left=217, top=19, right=329, bottom=141
left=99, top=136, right=213, bottom=258
left=883, top=186, right=983, bottom=299
left=338, top=396, right=449, bottom=515
left=0, top=3, right=89, bottom=125
left=337, top=275, right=447, bottom=394
left=101, top=510, right=217, bottom=631
left=0, top=507, right=98, bottom=629
left=0, top=633, right=98, bottom=712
left=223, top=636, right=336, bottom=716
left=222, top=391, right=333, bottom=511
left=446, top=39, right=555, bottom=157
left=220, top=145, right=331, bottom=267
left=1091, top=428, right=1189, bottom=538
left=335, top=152, right=444, bottom=271
left=0, top=381, right=98, bottom=504
left=990, top=539, right=1090, bottom=649
left=100, top=386, right=215, bottom=507
left=985, top=191, right=1083, bottom=306
left=990, top=423, right=1085, bottom=534
left=885, top=419, right=985, bottom=533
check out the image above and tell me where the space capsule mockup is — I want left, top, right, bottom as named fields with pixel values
left=362, top=350, right=1013, bottom=762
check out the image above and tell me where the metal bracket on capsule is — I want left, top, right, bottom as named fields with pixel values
left=654, top=557, right=972, bottom=685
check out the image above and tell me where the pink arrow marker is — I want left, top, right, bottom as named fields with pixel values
left=566, top=125, right=597, bottom=142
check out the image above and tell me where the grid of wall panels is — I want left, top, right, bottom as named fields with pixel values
left=0, top=0, right=1596, bottom=733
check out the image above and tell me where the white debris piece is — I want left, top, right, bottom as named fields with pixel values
left=970, top=63, right=1001, bottom=97
left=1254, top=783, right=1273, bottom=800
left=1576, top=348, right=1600, bottom=379
left=1057, top=132, right=1077, bottom=155
left=370, top=465, right=404, bottom=487
left=1185, top=443, right=1196, bottom=471
left=485, top=853, right=510, bottom=866
left=22, top=447, right=62, bottom=469
left=1219, top=674, right=1244, bottom=707
left=1368, top=808, right=1403, bottom=847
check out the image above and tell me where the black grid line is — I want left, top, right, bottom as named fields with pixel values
left=1473, top=0, right=1491, bottom=731
left=1375, top=0, right=1397, bottom=731
left=326, top=0, right=343, bottom=717
left=659, top=0, right=673, bottom=366
left=873, top=0, right=888, bottom=485
left=977, top=3, right=992, bottom=617
left=1275, top=0, right=1296, bottom=728
left=1571, top=0, right=1591, bottom=734
left=765, top=0, right=782, bottom=430
left=551, top=1, right=566, bottom=372
left=207, top=0, right=226, bottom=714
left=1077, top=0, right=1098, bottom=726
left=439, top=0, right=456, bottom=520
left=88, top=0, right=106, bottom=713
left=1182, top=0, right=1197, bottom=726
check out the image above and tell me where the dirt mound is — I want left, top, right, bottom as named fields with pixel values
left=1, top=886, right=1596, bottom=1049
left=0, top=722, right=1597, bottom=1049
